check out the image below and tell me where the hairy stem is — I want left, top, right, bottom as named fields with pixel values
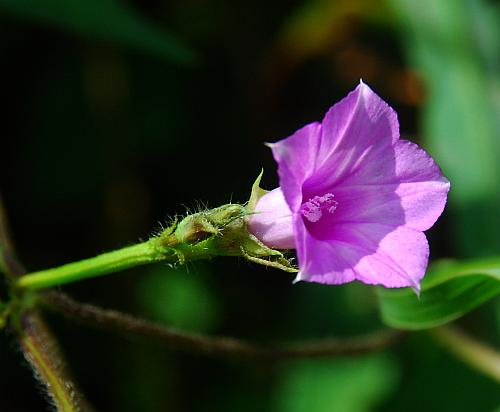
left=0, top=194, right=24, bottom=278
left=16, top=312, right=93, bottom=412
left=43, top=291, right=404, bottom=361
left=0, top=195, right=93, bottom=411
left=15, top=234, right=224, bottom=291
left=431, top=324, right=500, bottom=383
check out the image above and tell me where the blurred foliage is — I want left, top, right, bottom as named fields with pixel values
left=274, top=354, right=399, bottom=412
left=1, top=0, right=499, bottom=411
left=137, top=265, right=219, bottom=332
left=0, top=0, right=197, bottom=64
left=378, top=258, right=500, bottom=329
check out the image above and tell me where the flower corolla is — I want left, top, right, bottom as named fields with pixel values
left=249, top=82, right=450, bottom=291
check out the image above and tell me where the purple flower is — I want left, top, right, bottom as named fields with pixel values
left=249, top=82, right=450, bottom=291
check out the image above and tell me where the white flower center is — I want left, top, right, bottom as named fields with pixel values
left=300, top=193, right=338, bottom=223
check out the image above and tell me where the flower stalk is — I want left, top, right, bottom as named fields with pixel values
left=16, top=203, right=296, bottom=291
left=16, top=239, right=173, bottom=291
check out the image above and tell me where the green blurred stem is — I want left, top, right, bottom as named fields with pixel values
left=16, top=236, right=217, bottom=291
left=431, top=325, right=500, bottom=383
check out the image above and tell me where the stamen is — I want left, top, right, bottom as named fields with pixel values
left=300, top=193, right=338, bottom=223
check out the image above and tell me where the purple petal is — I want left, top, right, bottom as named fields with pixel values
left=294, top=218, right=356, bottom=284
left=309, top=140, right=450, bottom=233
left=392, top=141, right=450, bottom=231
left=297, top=222, right=428, bottom=290
left=303, top=81, right=399, bottom=197
left=350, top=226, right=428, bottom=290
left=270, top=122, right=321, bottom=212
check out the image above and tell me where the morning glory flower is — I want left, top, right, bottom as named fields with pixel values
left=248, top=82, right=450, bottom=291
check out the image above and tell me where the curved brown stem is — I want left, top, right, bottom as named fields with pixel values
left=43, top=291, right=405, bottom=361
left=0, top=193, right=24, bottom=277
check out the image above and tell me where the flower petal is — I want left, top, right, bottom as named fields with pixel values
left=302, top=82, right=399, bottom=197
left=294, top=219, right=356, bottom=284
left=296, top=221, right=428, bottom=290
left=270, top=122, right=321, bottom=212
left=393, top=141, right=450, bottom=231
left=314, top=140, right=450, bottom=232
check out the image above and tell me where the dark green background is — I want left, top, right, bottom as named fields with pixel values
left=1, top=1, right=499, bottom=411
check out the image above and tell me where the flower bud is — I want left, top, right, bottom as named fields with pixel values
left=174, top=204, right=245, bottom=244
left=247, top=188, right=294, bottom=249
left=154, top=173, right=297, bottom=273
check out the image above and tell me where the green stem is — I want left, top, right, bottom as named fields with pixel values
left=15, top=235, right=223, bottom=291
left=16, top=239, right=170, bottom=291
left=431, top=325, right=500, bottom=383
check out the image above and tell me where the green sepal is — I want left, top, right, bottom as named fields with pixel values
left=247, top=169, right=268, bottom=212
left=212, top=209, right=297, bottom=272
left=154, top=173, right=297, bottom=273
left=243, top=170, right=297, bottom=272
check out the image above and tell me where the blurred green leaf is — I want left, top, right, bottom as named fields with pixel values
left=274, top=354, right=399, bottom=412
left=137, top=265, right=219, bottom=332
left=0, top=0, right=197, bottom=64
left=388, top=0, right=500, bottom=256
left=377, top=258, right=500, bottom=330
